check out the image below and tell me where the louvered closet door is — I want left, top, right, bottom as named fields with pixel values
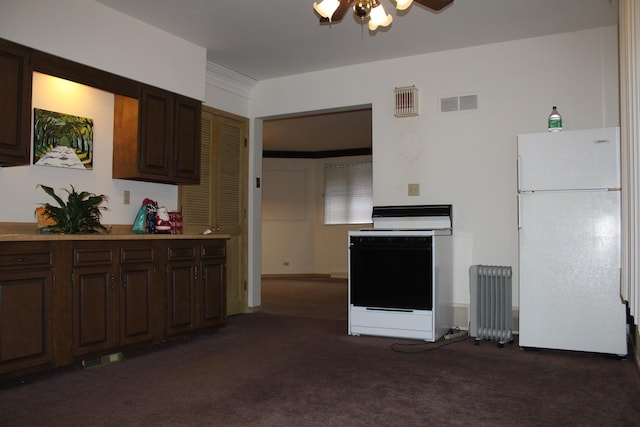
left=180, top=107, right=248, bottom=316
left=212, top=113, right=247, bottom=316
left=180, top=113, right=213, bottom=233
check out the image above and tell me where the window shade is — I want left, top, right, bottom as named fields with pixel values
left=324, top=162, right=373, bottom=224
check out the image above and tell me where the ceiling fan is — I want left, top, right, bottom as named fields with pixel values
left=313, top=0, right=453, bottom=31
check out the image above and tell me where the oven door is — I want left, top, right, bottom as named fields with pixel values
left=349, top=231, right=434, bottom=311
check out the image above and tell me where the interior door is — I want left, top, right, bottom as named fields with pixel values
left=179, top=106, right=248, bottom=316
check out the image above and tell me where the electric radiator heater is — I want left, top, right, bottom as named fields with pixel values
left=469, top=265, right=513, bottom=347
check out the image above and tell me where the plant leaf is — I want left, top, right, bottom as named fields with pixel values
left=38, top=184, right=109, bottom=234
left=39, top=185, right=66, bottom=208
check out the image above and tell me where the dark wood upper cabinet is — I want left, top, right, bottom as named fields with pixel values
left=139, top=86, right=174, bottom=179
left=113, top=89, right=201, bottom=185
left=0, top=39, right=32, bottom=167
left=173, top=94, right=201, bottom=183
left=0, top=37, right=201, bottom=184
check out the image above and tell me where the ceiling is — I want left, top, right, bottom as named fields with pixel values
left=262, top=108, right=373, bottom=154
left=95, top=0, right=618, bottom=154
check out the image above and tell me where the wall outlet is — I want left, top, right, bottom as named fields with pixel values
left=408, top=183, right=420, bottom=196
left=123, top=190, right=131, bottom=205
left=283, top=261, right=290, bottom=266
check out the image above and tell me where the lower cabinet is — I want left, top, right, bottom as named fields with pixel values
left=200, top=243, right=226, bottom=328
left=72, top=241, right=157, bottom=358
left=0, top=243, right=54, bottom=375
left=0, top=237, right=226, bottom=379
left=166, top=241, right=226, bottom=336
left=119, top=244, right=157, bottom=347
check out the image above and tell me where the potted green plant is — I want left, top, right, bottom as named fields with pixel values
left=38, top=184, right=110, bottom=234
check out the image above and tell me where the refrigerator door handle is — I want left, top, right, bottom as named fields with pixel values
left=516, top=155, right=521, bottom=190
left=517, top=193, right=522, bottom=230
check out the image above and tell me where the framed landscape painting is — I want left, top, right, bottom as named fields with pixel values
left=33, top=108, right=94, bottom=170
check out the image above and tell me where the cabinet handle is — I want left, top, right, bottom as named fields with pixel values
left=110, top=273, right=115, bottom=288
left=16, top=257, right=35, bottom=263
left=194, top=267, right=198, bottom=280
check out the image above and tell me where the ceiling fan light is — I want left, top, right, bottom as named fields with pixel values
left=395, top=0, right=413, bottom=10
left=313, top=0, right=340, bottom=20
left=353, top=0, right=372, bottom=18
left=368, top=2, right=393, bottom=30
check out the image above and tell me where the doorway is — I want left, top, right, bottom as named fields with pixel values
left=259, top=106, right=372, bottom=309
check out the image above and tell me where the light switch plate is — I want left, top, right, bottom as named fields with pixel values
left=408, top=183, right=420, bottom=196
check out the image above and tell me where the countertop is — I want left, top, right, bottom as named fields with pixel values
left=0, top=222, right=230, bottom=241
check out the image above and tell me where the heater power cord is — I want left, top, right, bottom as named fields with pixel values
left=390, top=328, right=470, bottom=353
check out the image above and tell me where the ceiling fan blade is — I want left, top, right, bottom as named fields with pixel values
left=413, top=0, right=454, bottom=11
left=319, top=0, right=351, bottom=24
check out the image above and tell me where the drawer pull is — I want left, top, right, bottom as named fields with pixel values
left=16, top=257, right=35, bottom=263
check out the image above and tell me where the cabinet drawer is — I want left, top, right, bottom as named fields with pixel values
left=0, top=251, right=53, bottom=269
left=167, top=245, right=196, bottom=261
left=201, top=243, right=225, bottom=259
left=73, top=248, right=113, bottom=266
left=120, top=246, right=154, bottom=264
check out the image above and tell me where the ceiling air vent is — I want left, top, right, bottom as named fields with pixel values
left=440, top=94, right=478, bottom=113
left=394, top=86, right=418, bottom=117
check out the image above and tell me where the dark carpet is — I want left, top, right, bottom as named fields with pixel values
left=0, top=278, right=638, bottom=426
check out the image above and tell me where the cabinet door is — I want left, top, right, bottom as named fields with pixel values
left=139, top=86, right=173, bottom=180
left=165, top=243, right=199, bottom=336
left=0, top=40, right=32, bottom=166
left=119, top=263, right=155, bottom=346
left=166, top=260, right=197, bottom=336
left=72, top=265, right=116, bottom=357
left=201, top=260, right=225, bottom=328
left=0, top=270, right=53, bottom=373
left=173, top=95, right=201, bottom=184
left=200, top=242, right=226, bottom=328
left=119, top=245, right=156, bottom=346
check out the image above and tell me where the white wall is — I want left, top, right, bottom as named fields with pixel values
left=262, top=158, right=316, bottom=274
left=262, top=155, right=371, bottom=276
left=0, top=0, right=206, bottom=100
left=250, top=26, right=620, bottom=311
left=0, top=73, right=178, bottom=225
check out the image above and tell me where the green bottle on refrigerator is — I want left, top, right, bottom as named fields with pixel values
left=548, top=106, right=562, bottom=132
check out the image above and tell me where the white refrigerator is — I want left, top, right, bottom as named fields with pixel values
left=517, top=127, right=627, bottom=356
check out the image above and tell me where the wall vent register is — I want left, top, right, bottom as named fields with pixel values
left=440, top=94, right=478, bottom=113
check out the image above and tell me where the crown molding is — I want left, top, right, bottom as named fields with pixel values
left=206, top=61, right=256, bottom=99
